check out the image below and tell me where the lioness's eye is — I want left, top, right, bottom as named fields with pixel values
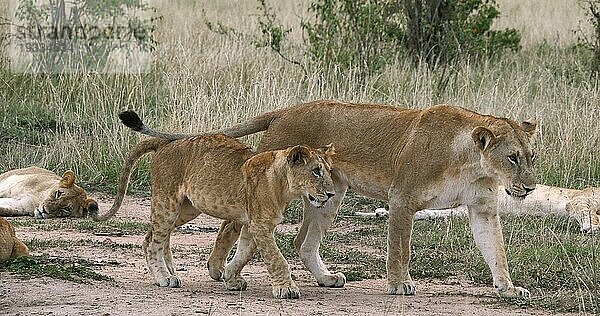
left=312, top=168, right=322, bottom=177
left=54, top=191, right=63, bottom=199
left=507, top=154, right=519, bottom=165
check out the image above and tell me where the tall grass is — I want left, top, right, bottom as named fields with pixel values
left=1, top=0, right=597, bottom=190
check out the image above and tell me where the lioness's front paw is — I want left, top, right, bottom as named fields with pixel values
left=499, top=286, right=530, bottom=299
left=206, top=261, right=223, bottom=281
left=317, top=272, right=346, bottom=288
left=157, top=275, right=182, bottom=288
left=387, top=281, right=416, bottom=295
left=272, top=284, right=300, bottom=299
left=224, top=275, right=247, bottom=291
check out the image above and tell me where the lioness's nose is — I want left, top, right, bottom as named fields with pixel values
left=326, top=192, right=335, bottom=199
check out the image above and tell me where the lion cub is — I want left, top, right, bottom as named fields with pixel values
left=0, top=217, right=29, bottom=262
left=96, top=111, right=336, bottom=299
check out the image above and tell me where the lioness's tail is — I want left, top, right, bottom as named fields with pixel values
left=92, top=138, right=168, bottom=221
left=118, top=110, right=277, bottom=140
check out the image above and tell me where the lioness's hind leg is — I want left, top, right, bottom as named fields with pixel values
left=296, top=177, right=347, bottom=288
left=223, top=225, right=255, bottom=291
left=208, top=220, right=242, bottom=281
left=145, top=200, right=181, bottom=288
left=249, top=220, right=299, bottom=299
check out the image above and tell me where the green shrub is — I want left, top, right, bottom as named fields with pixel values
left=221, top=0, right=521, bottom=77
left=586, top=0, right=600, bottom=73
left=302, top=0, right=404, bottom=76
left=402, top=0, right=521, bottom=65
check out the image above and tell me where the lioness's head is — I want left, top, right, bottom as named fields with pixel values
left=472, top=119, right=537, bottom=199
left=286, top=144, right=336, bottom=207
left=35, top=171, right=99, bottom=219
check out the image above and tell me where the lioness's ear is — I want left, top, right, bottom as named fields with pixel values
left=287, top=145, right=311, bottom=166
left=472, top=127, right=495, bottom=151
left=60, top=170, right=76, bottom=188
left=521, top=118, right=536, bottom=136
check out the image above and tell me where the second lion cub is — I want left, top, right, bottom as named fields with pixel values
left=96, top=111, right=336, bottom=299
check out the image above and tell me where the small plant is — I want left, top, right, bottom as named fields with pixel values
left=0, top=255, right=112, bottom=283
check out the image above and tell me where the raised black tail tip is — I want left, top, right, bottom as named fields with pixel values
left=119, top=110, right=143, bottom=131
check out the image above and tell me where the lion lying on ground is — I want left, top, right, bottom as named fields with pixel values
left=125, top=100, right=536, bottom=299
left=0, top=167, right=98, bottom=219
left=94, top=111, right=336, bottom=299
left=0, top=216, right=29, bottom=262
left=407, top=184, right=599, bottom=233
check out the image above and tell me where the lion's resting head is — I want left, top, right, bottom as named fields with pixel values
left=35, top=170, right=99, bottom=219
left=472, top=118, right=537, bottom=199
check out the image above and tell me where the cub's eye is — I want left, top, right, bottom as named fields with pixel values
left=54, top=191, right=63, bottom=199
left=507, top=154, right=519, bottom=165
left=312, top=168, right=322, bottom=177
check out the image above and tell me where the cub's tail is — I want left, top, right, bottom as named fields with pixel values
left=118, top=109, right=277, bottom=140
left=92, top=138, right=168, bottom=221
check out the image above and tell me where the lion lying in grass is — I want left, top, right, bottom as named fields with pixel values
left=0, top=167, right=98, bottom=219
left=411, top=184, right=599, bottom=232
left=94, top=111, right=336, bottom=299
left=0, top=216, right=29, bottom=262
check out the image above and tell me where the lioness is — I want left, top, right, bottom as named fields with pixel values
left=0, top=216, right=29, bottom=262
left=133, top=100, right=536, bottom=299
left=0, top=167, right=98, bottom=219
left=412, top=184, right=599, bottom=233
left=94, top=111, right=336, bottom=299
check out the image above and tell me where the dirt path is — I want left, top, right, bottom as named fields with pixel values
left=0, top=194, right=581, bottom=315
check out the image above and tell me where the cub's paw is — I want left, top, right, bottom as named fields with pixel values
left=387, top=281, right=416, bottom=295
left=272, top=284, right=300, bottom=299
left=317, top=272, right=346, bottom=288
left=157, top=275, right=182, bottom=288
left=498, top=286, right=530, bottom=299
left=206, top=261, right=223, bottom=281
left=224, top=275, right=248, bottom=291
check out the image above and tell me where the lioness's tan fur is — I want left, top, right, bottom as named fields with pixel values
left=0, top=216, right=29, bottom=262
left=138, top=100, right=537, bottom=299
left=96, top=131, right=336, bottom=299
left=0, top=167, right=98, bottom=219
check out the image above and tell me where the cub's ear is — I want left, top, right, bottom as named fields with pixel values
left=319, top=143, right=336, bottom=157
left=60, top=170, right=76, bottom=188
left=287, top=145, right=312, bottom=166
left=521, top=117, right=537, bottom=136
left=471, top=127, right=496, bottom=151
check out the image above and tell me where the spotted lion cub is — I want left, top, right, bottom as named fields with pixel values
left=95, top=111, right=336, bottom=299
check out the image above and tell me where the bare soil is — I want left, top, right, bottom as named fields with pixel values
left=0, top=194, right=580, bottom=316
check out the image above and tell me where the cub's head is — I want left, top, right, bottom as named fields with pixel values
left=472, top=119, right=537, bottom=199
left=285, top=144, right=336, bottom=207
left=35, top=170, right=99, bottom=219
